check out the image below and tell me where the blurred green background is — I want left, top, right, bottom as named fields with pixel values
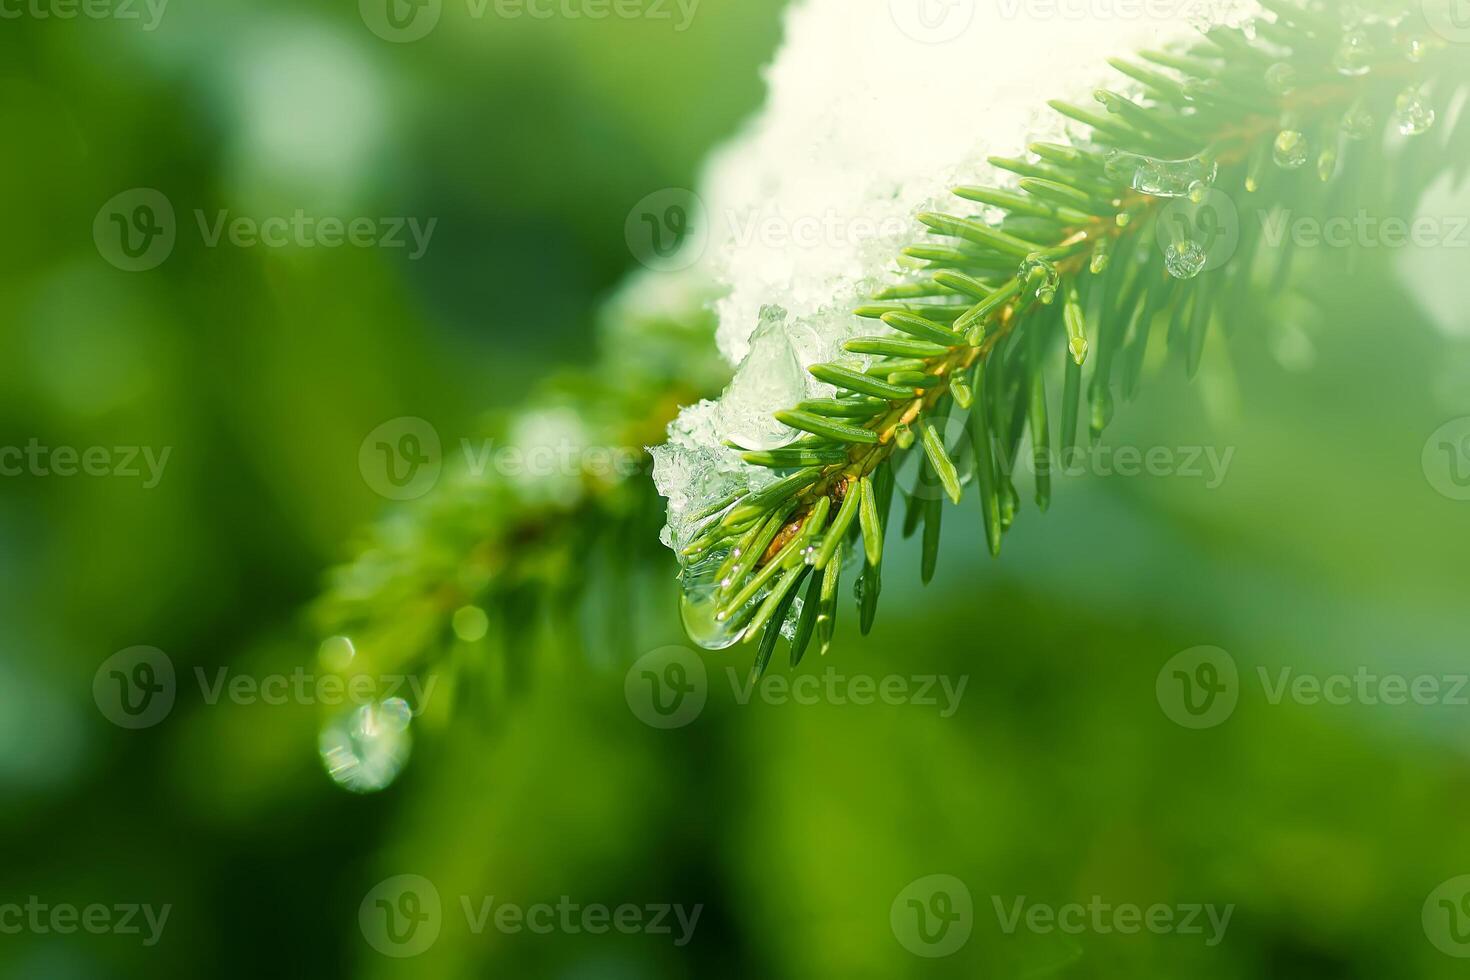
left=4, top=1, right=1470, bottom=977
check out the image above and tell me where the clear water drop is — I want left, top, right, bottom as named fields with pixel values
left=451, top=605, right=489, bottom=642
left=678, top=549, right=745, bottom=650
left=319, top=699, right=413, bottom=793
left=318, top=635, right=356, bottom=671
left=1394, top=87, right=1436, bottom=136
left=1019, top=254, right=1060, bottom=304
left=1400, top=32, right=1428, bottom=62
left=1333, top=30, right=1374, bottom=76
left=1104, top=151, right=1217, bottom=199
left=1273, top=130, right=1309, bottom=170
left=1265, top=63, right=1297, bottom=95
left=1164, top=240, right=1208, bottom=280
left=1341, top=103, right=1376, bottom=141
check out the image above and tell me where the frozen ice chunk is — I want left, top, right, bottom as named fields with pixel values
left=719, top=305, right=804, bottom=451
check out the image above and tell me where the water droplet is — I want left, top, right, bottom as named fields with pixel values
left=678, top=549, right=745, bottom=650
left=1341, top=103, right=1376, bottom=141
left=1265, top=63, right=1297, bottom=95
left=319, top=699, right=413, bottom=793
left=1104, top=151, right=1217, bottom=199
left=1394, top=87, right=1436, bottom=136
left=1333, top=30, right=1374, bottom=76
left=1273, top=130, right=1309, bottom=170
left=1187, top=180, right=1209, bottom=204
left=1019, top=254, right=1060, bottom=304
left=451, top=605, right=489, bottom=642
left=1089, top=384, right=1115, bottom=435
left=1318, top=147, right=1339, bottom=182
left=1164, top=240, right=1208, bottom=280
left=318, top=635, right=356, bottom=671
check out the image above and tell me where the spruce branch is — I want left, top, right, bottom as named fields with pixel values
left=312, top=286, right=729, bottom=721
left=682, top=1, right=1468, bottom=671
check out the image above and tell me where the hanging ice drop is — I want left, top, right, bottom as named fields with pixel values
left=1393, top=88, right=1436, bottom=136
left=1164, top=240, right=1207, bottom=280
left=1104, top=152, right=1217, bottom=200
left=1272, top=130, right=1309, bottom=170
left=719, top=305, right=803, bottom=452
